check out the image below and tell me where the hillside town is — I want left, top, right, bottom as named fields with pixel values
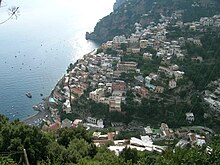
left=27, top=12, right=220, bottom=154
left=3, top=0, right=220, bottom=164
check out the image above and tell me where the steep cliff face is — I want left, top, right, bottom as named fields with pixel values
left=86, top=0, right=220, bottom=42
left=113, top=0, right=127, bottom=10
left=86, top=0, right=155, bottom=42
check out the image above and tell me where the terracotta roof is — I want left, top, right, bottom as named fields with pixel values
left=48, top=122, right=60, bottom=131
left=71, top=87, right=83, bottom=95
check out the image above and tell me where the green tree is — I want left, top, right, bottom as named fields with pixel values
left=120, top=43, right=127, bottom=52
left=0, top=119, right=51, bottom=165
left=66, top=138, right=93, bottom=163
left=120, top=147, right=138, bottom=164
left=97, top=48, right=103, bottom=54
left=57, top=126, right=92, bottom=148
left=46, top=142, right=66, bottom=164
left=0, top=156, right=17, bottom=165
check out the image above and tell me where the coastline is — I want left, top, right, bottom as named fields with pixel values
left=22, top=108, right=50, bottom=126
left=22, top=96, right=51, bottom=126
left=22, top=49, right=97, bottom=126
left=22, top=79, right=63, bottom=126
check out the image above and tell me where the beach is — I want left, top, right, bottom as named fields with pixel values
left=22, top=97, right=52, bottom=126
left=22, top=108, right=50, bottom=126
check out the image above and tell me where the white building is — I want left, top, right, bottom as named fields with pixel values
left=185, top=113, right=195, bottom=123
left=109, top=97, right=122, bottom=112
left=200, top=17, right=214, bottom=26
left=113, top=35, right=127, bottom=43
left=174, top=71, right=184, bottom=80
left=85, top=117, right=104, bottom=129
left=144, top=126, right=153, bottom=135
left=214, top=19, right=220, bottom=27
left=97, top=119, right=104, bottom=128
left=140, top=40, right=148, bottom=48
left=169, top=79, right=177, bottom=89
left=63, top=99, right=71, bottom=114
left=169, top=64, right=179, bottom=71
left=87, top=117, right=97, bottom=124
left=128, top=34, right=140, bottom=43
left=89, top=88, right=105, bottom=102
left=145, top=76, right=152, bottom=84
left=102, top=41, right=113, bottom=49
left=149, top=73, right=159, bottom=81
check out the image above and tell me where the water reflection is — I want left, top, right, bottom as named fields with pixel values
left=0, top=0, right=115, bottom=120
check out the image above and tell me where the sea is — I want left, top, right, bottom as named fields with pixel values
left=0, top=0, right=115, bottom=120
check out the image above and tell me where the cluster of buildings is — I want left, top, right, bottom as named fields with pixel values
left=186, top=14, right=220, bottom=30
left=108, top=136, right=166, bottom=156
left=43, top=47, right=137, bottom=129
left=171, top=10, right=220, bottom=30
left=101, top=16, right=186, bottom=96
left=204, top=79, right=220, bottom=114
left=173, top=14, right=220, bottom=48
left=42, top=9, right=203, bottom=131
left=42, top=115, right=105, bottom=131
left=174, top=125, right=214, bottom=148
left=92, top=122, right=211, bottom=156
left=38, top=9, right=219, bottom=154
left=89, top=80, right=126, bottom=112
left=46, top=9, right=220, bottom=131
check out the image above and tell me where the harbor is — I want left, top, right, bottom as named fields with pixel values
left=22, top=97, right=51, bottom=126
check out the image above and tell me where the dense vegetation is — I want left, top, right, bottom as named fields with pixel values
left=168, top=26, right=220, bottom=91
left=1, top=114, right=220, bottom=164
left=0, top=114, right=95, bottom=165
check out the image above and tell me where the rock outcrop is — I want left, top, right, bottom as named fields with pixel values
left=86, top=0, right=220, bottom=43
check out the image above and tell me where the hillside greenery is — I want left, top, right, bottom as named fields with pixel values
left=1, top=114, right=220, bottom=164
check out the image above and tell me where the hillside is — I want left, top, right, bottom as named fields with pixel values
left=113, top=0, right=127, bottom=10
left=86, top=0, right=220, bottom=42
left=1, top=115, right=220, bottom=164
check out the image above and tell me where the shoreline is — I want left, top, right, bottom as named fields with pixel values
left=22, top=98, right=51, bottom=126
left=22, top=110, right=46, bottom=125
left=22, top=49, right=97, bottom=126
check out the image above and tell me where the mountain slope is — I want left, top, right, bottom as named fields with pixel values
left=86, top=0, right=220, bottom=42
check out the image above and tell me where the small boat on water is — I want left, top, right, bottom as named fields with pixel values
left=33, top=105, right=38, bottom=111
left=26, top=92, right=32, bottom=98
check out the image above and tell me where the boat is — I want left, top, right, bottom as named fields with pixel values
left=33, top=105, right=38, bottom=111
left=26, top=92, right=32, bottom=98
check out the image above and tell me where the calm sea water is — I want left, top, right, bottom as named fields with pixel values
left=0, top=0, right=115, bottom=120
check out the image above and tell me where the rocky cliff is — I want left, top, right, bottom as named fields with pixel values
left=86, top=0, right=220, bottom=42
left=113, top=0, right=127, bottom=11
